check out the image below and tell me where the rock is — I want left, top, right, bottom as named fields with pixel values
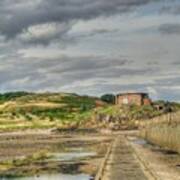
left=105, top=115, right=111, bottom=123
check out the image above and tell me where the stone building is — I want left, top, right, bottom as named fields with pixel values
left=115, top=92, right=151, bottom=106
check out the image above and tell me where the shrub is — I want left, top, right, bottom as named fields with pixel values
left=101, top=94, right=115, bottom=104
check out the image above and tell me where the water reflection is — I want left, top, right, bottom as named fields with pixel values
left=2, top=174, right=91, bottom=180
left=0, top=152, right=96, bottom=180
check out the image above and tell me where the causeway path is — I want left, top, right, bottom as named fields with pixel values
left=95, top=134, right=151, bottom=180
left=95, top=132, right=180, bottom=180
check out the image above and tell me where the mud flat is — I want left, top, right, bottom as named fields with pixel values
left=0, top=129, right=113, bottom=179
left=129, top=136, right=180, bottom=180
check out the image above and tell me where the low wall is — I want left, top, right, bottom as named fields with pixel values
left=139, top=111, right=180, bottom=153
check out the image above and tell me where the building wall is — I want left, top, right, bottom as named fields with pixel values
left=116, top=94, right=143, bottom=106
left=143, top=98, right=151, bottom=105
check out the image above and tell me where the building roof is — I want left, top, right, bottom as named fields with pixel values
left=117, top=92, right=149, bottom=97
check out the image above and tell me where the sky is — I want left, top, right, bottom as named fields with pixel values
left=0, top=0, right=180, bottom=101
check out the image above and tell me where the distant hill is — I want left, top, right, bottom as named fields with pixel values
left=0, top=92, right=106, bottom=131
left=0, top=92, right=179, bottom=132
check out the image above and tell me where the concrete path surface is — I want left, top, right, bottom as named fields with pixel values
left=96, top=135, right=149, bottom=180
left=95, top=133, right=180, bottom=180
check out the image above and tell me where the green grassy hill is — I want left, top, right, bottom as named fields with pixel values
left=0, top=92, right=179, bottom=131
left=0, top=92, right=105, bottom=131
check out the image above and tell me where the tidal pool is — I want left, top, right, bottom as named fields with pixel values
left=49, top=152, right=96, bottom=161
left=0, top=133, right=110, bottom=180
left=0, top=151, right=96, bottom=180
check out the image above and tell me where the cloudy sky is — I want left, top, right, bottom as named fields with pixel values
left=0, top=0, right=180, bottom=101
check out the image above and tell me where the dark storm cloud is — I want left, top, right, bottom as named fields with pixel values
left=18, top=22, right=74, bottom=46
left=19, top=28, right=118, bottom=46
left=160, top=4, right=180, bottom=15
left=0, top=53, right=179, bottom=101
left=158, top=24, right=180, bottom=34
left=173, top=61, right=180, bottom=65
left=75, top=29, right=119, bottom=39
left=158, top=90, right=180, bottom=101
left=156, top=76, right=180, bottom=86
left=91, top=84, right=150, bottom=95
left=0, top=0, right=158, bottom=40
left=0, top=55, right=142, bottom=91
left=50, top=56, right=130, bottom=74
left=0, top=0, right=180, bottom=101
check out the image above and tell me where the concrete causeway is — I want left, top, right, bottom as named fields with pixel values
left=95, top=135, right=149, bottom=180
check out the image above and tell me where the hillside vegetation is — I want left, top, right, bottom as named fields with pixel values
left=0, top=92, right=29, bottom=104
left=0, top=92, right=105, bottom=131
left=91, top=103, right=180, bottom=130
left=0, top=92, right=179, bottom=131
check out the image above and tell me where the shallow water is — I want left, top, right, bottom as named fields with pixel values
left=50, top=152, right=96, bottom=161
left=2, top=174, right=91, bottom=180
left=133, top=138, right=147, bottom=145
left=0, top=151, right=96, bottom=180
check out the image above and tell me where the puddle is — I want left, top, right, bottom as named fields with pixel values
left=0, top=151, right=96, bottom=179
left=50, top=152, right=96, bottom=161
left=1, top=174, right=91, bottom=180
left=133, top=138, right=148, bottom=145
left=0, top=135, right=100, bottom=180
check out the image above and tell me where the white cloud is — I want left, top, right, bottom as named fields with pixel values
left=147, top=87, right=158, bottom=99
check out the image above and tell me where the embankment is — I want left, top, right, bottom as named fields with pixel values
left=139, top=111, right=180, bottom=153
